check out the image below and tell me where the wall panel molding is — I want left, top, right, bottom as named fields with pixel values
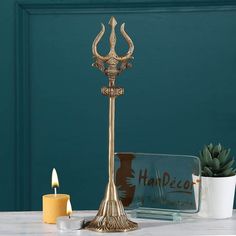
left=17, top=1, right=236, bottom=14
left=15, top=3, right=31, bottom=210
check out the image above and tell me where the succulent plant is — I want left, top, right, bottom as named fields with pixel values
left=199, top=143, right=236, bottom=177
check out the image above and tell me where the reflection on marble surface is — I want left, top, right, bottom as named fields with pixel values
left=0, top=211, right=236, bottom=235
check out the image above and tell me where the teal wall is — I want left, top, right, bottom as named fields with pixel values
left=1, top=0, right=236, bottom=211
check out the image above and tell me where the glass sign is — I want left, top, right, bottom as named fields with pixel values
left=115, top=153, right=201, bottom=213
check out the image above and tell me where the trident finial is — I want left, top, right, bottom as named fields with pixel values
left=108, top=17, right=117, bottom=54
left=92, top=16, right=134, bottom=86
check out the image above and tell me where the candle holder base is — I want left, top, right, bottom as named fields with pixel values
left=86, top=182, right=138, bottom=232
left=86, top=199, right=138, bottom=232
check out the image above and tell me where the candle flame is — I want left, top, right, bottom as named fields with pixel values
left=66, top=199, right=72, bottom=216
left=51, top=168, right=59, bottom=188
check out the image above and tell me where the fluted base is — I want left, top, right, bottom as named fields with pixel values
left=86, top=199, right=138, bottom=232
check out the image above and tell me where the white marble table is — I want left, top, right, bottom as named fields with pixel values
left=0, top=211, right=236, bottom=235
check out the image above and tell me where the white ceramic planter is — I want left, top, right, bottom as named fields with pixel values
left=199, top=175, right=236, bottom=219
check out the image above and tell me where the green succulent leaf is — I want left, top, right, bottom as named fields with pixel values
left=225, top=149, right=231, bottom=161
left=219, top=168, right=233, bottom=177
left=203, top=146, right=212, bottom=165
left=208, top=143, right=213, bottom=152
left=199, top=151, right=206, bottom=167
left=218, top=149, right=229, bottom=165
left=212, top=144, right=221, bottom=158
left=199, top=151, right=203, bottom=159
left=212, top=158, right=220, bottom=171
left=221, top=159, right=235, bottom=171
left=203, top=166, right=213, bottom=177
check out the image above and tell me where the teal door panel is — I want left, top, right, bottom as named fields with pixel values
left=1, top=0, right=236, bottom=211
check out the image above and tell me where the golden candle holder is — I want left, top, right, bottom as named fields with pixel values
left=86, top=17, right=138, bottom=232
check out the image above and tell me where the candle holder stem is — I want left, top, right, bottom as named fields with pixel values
left=108, top=97, right=115, bottom=183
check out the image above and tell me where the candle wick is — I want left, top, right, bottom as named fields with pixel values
left=54, top=187, right=57, bottom=195
left=69, top=215, right=71, bottom=219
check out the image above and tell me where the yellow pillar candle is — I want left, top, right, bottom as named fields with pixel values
left=43, top=194, right=70, bottom=224
left=42, top=168, right=70, bottom=224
